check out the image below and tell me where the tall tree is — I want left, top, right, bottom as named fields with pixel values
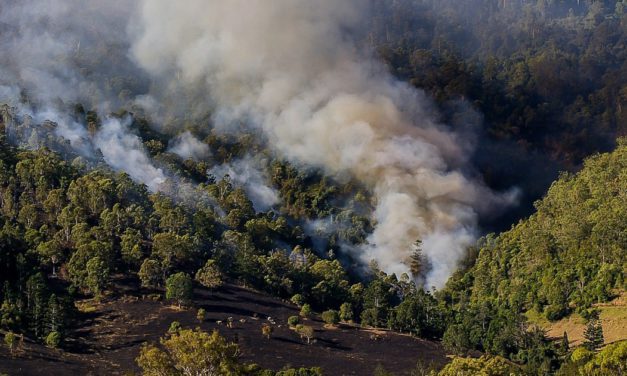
left=583, top=310, right=604, bottom=351
left=165, top=272, right=193, bottom=308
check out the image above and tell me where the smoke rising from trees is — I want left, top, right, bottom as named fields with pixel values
left=130, top=0, right=517, bottom=286
left=0, top=0, right=517, bottom=287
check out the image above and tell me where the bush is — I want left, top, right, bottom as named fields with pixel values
left=290, top=294, right=305, bottom=307
left=295, top=324, right=315, bottom=344
left=195, top=260, right=223, bottom=289
left=197, top=308, right=206, bottom=323
left=321, top=310, right=340, bottom=325
left=276, top=367, right=323, bottom=376
left=168, top=321, right=182, bottom=333
left=4, top=332, right=16, bottom=354
left=300, top=304, right=312, bottom=318
left=339, top=302, right=353, bottom=322
left=360, top=308, right=378, bottom=327
left=288, top=315, right=300, bottom=327
left=261, top=323, right=273, bottom=339
left=45, top=331, right=61, bottom=348
left=136, top=328, right=240, bottom=375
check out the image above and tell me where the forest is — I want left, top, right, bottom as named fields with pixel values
left=0, top=0, right=626, bottom=375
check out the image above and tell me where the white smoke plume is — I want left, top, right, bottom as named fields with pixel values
left=208, top=156, right=280, bottom=212
left=0, top=0, right=517, bottom=287
left=94, top=117, right=167, bottom=192
left=130, top=0, right=516, bottom=287
left=168, top=131, right=210, bottom=161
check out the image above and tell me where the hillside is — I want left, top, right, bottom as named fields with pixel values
left=0, top=280, right=447, bottom=375
left=526, top=292, right=627, bottom=347
left=441, top=140, right=627, bottom=362
left=1, top=1, right=627, bottom=375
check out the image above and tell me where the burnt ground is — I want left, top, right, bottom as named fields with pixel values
left=0, top=279, right=448, bottom=375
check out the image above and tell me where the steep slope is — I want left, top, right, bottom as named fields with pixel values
left=467, top=139, right=626, bottom=317
left=443, top=139, right=627, bottom=348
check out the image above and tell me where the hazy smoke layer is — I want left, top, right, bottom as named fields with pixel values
left=0, top=0, right=168, bottom=192
left=0, top=0, right=515, bottom=287
left=131, top=0, right=515, bottom=287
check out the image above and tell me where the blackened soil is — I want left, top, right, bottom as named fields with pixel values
left=0, top=279, right=448, bottom=375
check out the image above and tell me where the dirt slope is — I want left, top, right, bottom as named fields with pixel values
left=0, top=280, right=447, bottom=375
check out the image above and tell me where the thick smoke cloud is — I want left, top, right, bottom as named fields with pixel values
left=0, top=0, right=516, bottom=287
left=131, top=0, right=516, bottom=287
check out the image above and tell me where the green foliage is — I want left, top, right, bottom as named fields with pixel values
left=0, top=139, right=448, bottom=348
left=373, top=365, right=395, bottom=376
left=321, top=309, right=340, bottom=325
left=339, top=302, right=353, bottom=322
left=287, top=316, right=300, bottom=327
left=360, top=308, right=379, bottom=328
left=581, top=340, right=627, bottom=376
left=168, top=321, right=182, bottom=334
left=299, top=304, right=312, bottom=318
left=196, top=308, right=206, bottom=323
left=152, top=232, right=194, bottom=272
left=437, top=355, right=522, bottom=376
left=559, top=341, right=627, bottom=376
left=441, top=143, right=627, bottom=361
left=139, top=259, right=162, bottom=289
left=273, top=368, right=323, bottom=376
left=85, top=256, right=109, bottom=299
left=165, top=272, right=193, bottom=307
left=120, top=228, right=143, bottom=266
left=137, top=328, right=241, bottom=376
left=389, top=290, right=445, bottom=338
left=290, top=294, right=305, bottom=307
left=195, top=259, right=223, bottom=289
left=295, top=324, right=315, bottom=344
left=4, top=331, right=16, bottom=354
left=584, top=311, right=604, bottom=351
left=45, top=330, right=61, bottom=348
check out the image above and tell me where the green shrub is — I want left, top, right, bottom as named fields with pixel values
left=197, top=308, right=207, bottom=322
left=168, top=321, right=182, bottom=333
left=45, top=331, right=61, bottom=348
left=299, top=304, right=312, bottom=318
left=339, top=302, right=353, bottom=322
left=288, top=315, right=300, bottom=327
left=290, top=294, right=305, bottom=307
left=321, top=310, right=340, bottom=325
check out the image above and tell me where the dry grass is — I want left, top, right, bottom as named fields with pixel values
left=74, top=300, right=98, bottom=313
left=526, top=291, right=627, bottom=347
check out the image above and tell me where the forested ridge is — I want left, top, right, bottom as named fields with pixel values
left=0, top=0, right=626, bottom=375
left=438, top=140, right=627, bottom=373
left=0, top=108, right=625, bottom=375
left=369, top=0, right=627, bottom=227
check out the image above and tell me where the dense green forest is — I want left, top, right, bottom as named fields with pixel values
left=369, top=0, right=627, bottom=227
left=1, top=111, right=625, bottom=374
left=1, top=0, right=627, bottom=375
left=438, top=140, right=626, bottom=371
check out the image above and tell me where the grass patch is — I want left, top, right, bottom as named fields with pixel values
left=524, top=308, right=549, bottom=327
left=75, top=301, right=97, bottom=313
left=525, top=291, right=627, bottom=346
